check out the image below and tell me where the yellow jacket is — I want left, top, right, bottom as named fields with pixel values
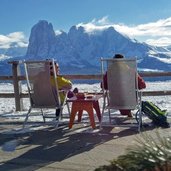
left=50, top=75, right=72, bottom=104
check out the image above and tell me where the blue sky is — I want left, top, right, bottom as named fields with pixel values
left=1, top=0, right=171, bottom=48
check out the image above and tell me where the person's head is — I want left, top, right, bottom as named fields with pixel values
left=49, top=61, right=60, bottom=76
left=113, top=54, right=124, bottom=59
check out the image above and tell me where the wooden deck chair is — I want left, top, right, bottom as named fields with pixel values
left=100, top=57, right=142, bottom=132
left=23, top=59, right=69, bottom=128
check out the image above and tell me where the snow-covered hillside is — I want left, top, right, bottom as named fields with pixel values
left=0, top=20, right=171, bottom=75
left=0, top=81, right=171, bottom=114
left=0, top=81, right=170, bottom=135
left=25, top=20, right=171, bottom=72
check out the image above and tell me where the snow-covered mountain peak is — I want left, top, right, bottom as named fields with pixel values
left=0, top=20, right=171, bottom=75
left=24, top=20, right=171, bottom=72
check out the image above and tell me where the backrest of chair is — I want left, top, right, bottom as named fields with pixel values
left=105, top=58, right=138, bottom=109
left=24, top=60, right=61, bottom=108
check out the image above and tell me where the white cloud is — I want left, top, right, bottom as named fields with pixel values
left=93, top=16, right=110, bottom=25
left=77, top=16, right=171, bottom=47
left=146, top=37, right=171, bottom=47
left=0, top=32, right=28, bottom=49
left=55, top=30, right=63, bottom=35
left=77, top=16, right=112, bottom=33
left=117, top=17, right=171, bottom=37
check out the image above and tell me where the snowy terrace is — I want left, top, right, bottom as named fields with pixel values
left=0, top=61, right=171, bottom=112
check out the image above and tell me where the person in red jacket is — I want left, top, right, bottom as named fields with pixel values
left=101, top=54, right=146, bottom=117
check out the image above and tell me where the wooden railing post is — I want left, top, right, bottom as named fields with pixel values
left=10, top=61, right=23, bottom=111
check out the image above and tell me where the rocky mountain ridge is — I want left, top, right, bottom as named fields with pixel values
left=26, top=20, right=171, bottom=73
left=0, top=20, right=171, bottom=76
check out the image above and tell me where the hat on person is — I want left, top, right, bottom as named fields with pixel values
left=113, top=54, right=124, bottom=59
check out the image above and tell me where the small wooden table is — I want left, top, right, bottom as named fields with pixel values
left=67, top=94, right=102, bottom=129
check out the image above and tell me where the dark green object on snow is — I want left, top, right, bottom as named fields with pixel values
left=140, top=101, right=170, bottom=128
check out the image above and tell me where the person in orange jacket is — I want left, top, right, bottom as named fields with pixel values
left=101, top=54, right=146, bottom=117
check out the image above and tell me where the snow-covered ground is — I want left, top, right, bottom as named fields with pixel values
left=1, top=81, right=171, bottom=112
left=0, top=81, right=171, bottom=133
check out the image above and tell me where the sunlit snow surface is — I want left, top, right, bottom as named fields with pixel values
left=0, top=81, right=171, bottom=134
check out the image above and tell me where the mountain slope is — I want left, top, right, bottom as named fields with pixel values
left=1, top=20, right=171, bottom=76
left=25, top=20, right=171, bottom=73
